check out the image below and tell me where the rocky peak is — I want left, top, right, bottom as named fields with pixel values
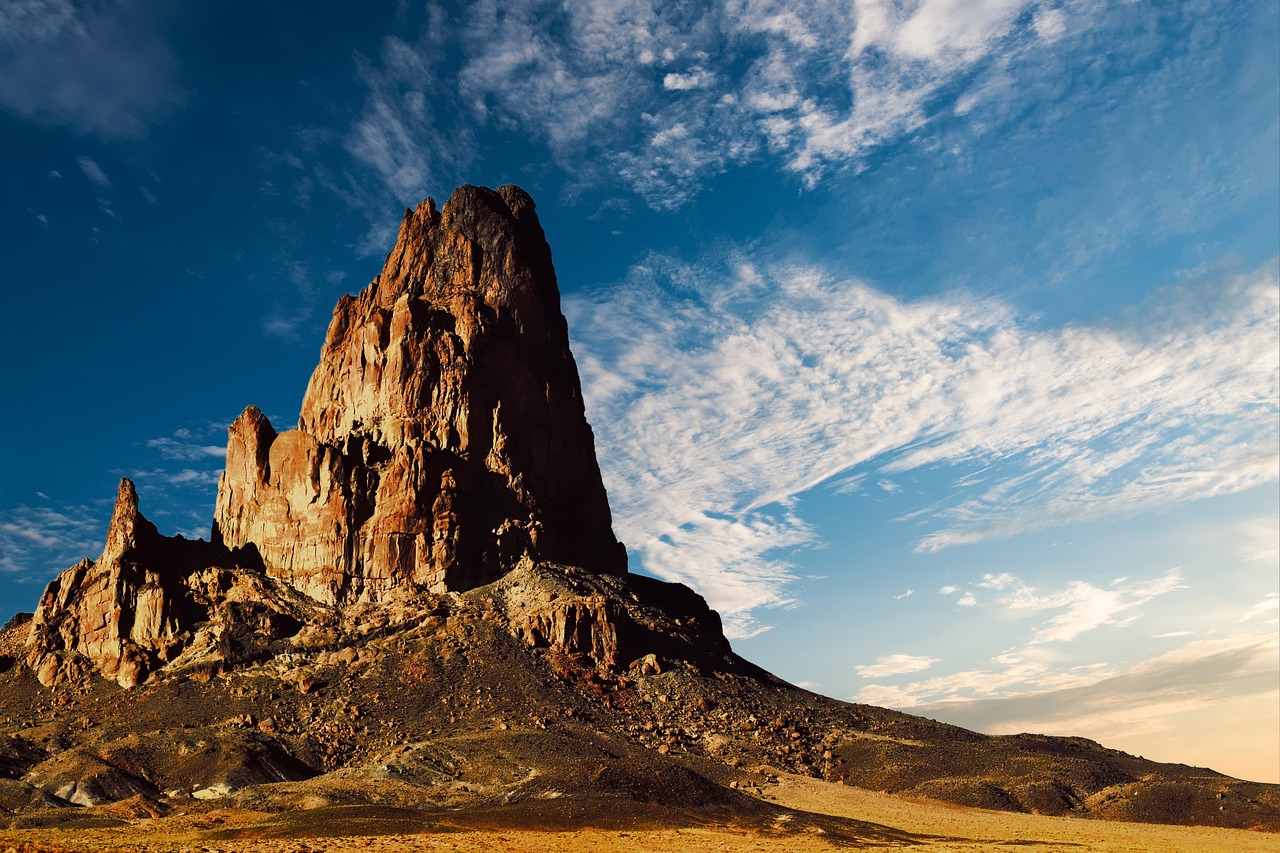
left=215, top=184, right=625, bottom=604
left=28, top=478, right=307, bottom=689
left=100, top=477, right=158, bottom=565
left=26, top=184, right=640, bottom=690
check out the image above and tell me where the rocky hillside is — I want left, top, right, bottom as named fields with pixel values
left=1, top=185, right=1276, bottom=838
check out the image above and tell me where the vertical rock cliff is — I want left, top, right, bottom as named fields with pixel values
left=213, top=184, right=626, bottom=604
left=26, top=479, right=305, bottom=688
left=25, top=184, right=643, bottom=689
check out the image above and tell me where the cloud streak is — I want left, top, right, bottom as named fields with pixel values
left=1004, top=570, right=1187, bottom=644
left=0, top=0, right=183, bottom=138
left=347, top=0, right=1106, bottom=208
left=855, top=653, right=940, bottom=678
left=0, top=503, right=105, bottom=580
left=904, top=631, right=1279, bottom=780
left=568, top=257, right=1278, bottom=632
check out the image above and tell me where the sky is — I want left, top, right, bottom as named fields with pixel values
left=0, top=0, right=1276, bottom=783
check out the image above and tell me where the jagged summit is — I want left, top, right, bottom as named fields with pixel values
left=214, top=184, right=625, bottom=605
left=27, top=184, right=639, bottom=690
left=26, top=478, right=305, bottom=689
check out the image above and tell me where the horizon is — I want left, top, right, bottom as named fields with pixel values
left=0, top=1, right=1275, bottom=783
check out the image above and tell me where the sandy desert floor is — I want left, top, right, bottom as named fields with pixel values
left=2, top=769, right=1277, bottom=852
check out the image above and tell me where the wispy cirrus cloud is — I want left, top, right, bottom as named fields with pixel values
left=145, top=435, right=224, bottom=462
left=77, top=155, right=110, bottom=188
left=346, top=17, right=471, bottom=198
left=127, top=468, right=221, bottom=487
left=346, top=0, right=1107, bottom=208
left=0, top=502, right=105, bottom=580
left=904, top=631, right=1280, bottom=781
left=909, top=633, right=1278, bottom=715
left=1004, top=569, right=1187, bottom=644
left=568, top=256, right=1278, bottom=633
left=0, top=0, right=183, bottom=138
left=855, top=653, right=940, bottom=678
left=852, top=568, right=1211, bottom=709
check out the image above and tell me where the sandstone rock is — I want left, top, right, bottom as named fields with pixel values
left=27, top=480, right=182, bottom=688
left=26, top=479, right=308, bottom=688
left=514, top=594, right=624, bottom=669
left=213, top=185, right=626, bottom=604
left=24, top=186, right=647, bottom=689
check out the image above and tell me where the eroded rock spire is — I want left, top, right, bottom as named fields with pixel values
left=213, top=184, right=625, bottom=603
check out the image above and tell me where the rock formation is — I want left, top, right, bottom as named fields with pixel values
left=26, top=480, right=306, bottom=688
left=7, top=186, right=1278, bottom=836
left=212, top=184, right=626, bottom=604
left=27, top=184, right=632, bottom=688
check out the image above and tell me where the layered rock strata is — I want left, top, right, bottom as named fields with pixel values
left=213, top=185, right=626, bottom=604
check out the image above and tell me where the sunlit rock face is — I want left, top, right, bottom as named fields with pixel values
left=212, top=184, right=627, bottom=604
left=26, top=184, right=632, bottom=689
left=26, top=479, right=304, bottom=689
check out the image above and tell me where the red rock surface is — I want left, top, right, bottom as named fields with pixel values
left=212, top=185, right=625, bottom=604
left=26, top=480, right=306, bottom=688
left=28, top=185, right=631, bottom=688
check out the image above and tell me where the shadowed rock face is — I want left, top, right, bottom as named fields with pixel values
left=213, top=185, right=626, bottom=604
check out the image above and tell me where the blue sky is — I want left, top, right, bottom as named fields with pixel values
left=1, top=1, right=1276, bottom=782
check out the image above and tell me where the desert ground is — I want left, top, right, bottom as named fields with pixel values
left=1, top=768, right=1276, bottom=853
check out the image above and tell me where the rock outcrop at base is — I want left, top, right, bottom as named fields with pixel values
left=26, top=480, right=307, bottom=688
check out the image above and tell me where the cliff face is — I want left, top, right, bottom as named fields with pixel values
left=28, top=184, right=640, bottom=688
left=212, top=185, right=625, bottom=605
left=26, top=480, right=305, bottom=688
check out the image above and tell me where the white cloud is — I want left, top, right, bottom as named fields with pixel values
left=895, top=588, right=914, bottom=599
left=664, top=68, right=716, bottom=90
left=855, top=652, right=940, bottom=678
left=1238, top=516, right=1280, bottom=563
left=1235, top=592, right=1279, bottom=624
left=569, top=256, right=1278, bottom=632
left=1000, top=569, right=1186, bottom=644
left=0, top=1, right=183, bottom=138
left=1032, top=7, right=1067, bottom=41
left=859, top=0, right=1032, bottom=66
left=128, top=468, right=222, bottom=489
left=349, top=0, right=1102, bottom=207
left=904, top=632, right=1279, bottom=780
left=938, top=585, right=958, bottom=595
left=956, top=591, right=977, bottom=607
left=78, top=155, right=109, bottom=188
left=0, top=502, right=105, bottom=579
left=145, top=436, right=225, bottom=462
left=342, top=12, right=476, bottom=229
left=826, top=472, right=867, bottom=495
left=853, top=643, right=1098, bottom=707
